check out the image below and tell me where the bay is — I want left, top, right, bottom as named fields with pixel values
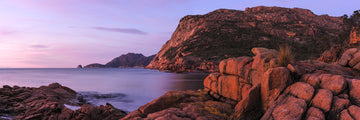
left=0, top=68, right=208, bottom=112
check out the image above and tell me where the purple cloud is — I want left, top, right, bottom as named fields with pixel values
left=0, top=29, right=17, bottom=35
left=30, top=45, right=48, bottom=49
left=92, top=27, right=147, bottom=35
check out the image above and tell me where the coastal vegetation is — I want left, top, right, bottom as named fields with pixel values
left=277, top=45, right=294, bottom=67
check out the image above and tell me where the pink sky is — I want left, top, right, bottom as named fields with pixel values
left=0, top=0, right=359, bottom=68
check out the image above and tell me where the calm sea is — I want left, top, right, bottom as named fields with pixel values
left=0, top=68, right=208, bottom=112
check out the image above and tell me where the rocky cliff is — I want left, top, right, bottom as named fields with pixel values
left=125, top=47, right=360, bottom=120
left=146, top=6, right=344, bottom=72
left=84, top=53, right=155, bottom=68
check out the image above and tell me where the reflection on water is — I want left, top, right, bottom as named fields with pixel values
left=0, top=68, right=208, bottom=111
left=168, top=73, right=208, bottom=91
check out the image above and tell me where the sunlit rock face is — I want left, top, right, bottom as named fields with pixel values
left=350, top=27, right=360, bottom=44
left=147, top=6, right=343, bottom=72
left=124, top=46, right=360, bottom=119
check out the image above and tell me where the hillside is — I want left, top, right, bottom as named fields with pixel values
left=146, top=6, right=344, bottom=72
left=84, top=53, right=155, bottom=68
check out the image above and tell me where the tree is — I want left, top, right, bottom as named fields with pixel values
left=343, top=10, right=360, bottom=28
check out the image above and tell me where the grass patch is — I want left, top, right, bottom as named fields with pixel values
left=277, top=45, right=294, bottom=67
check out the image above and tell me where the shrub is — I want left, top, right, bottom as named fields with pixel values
left=278, top=45, right=294, bottom=67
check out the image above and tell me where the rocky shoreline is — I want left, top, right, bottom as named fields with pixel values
left=0, top=83, right=127, bottom=120
left=2, top=47, right=360, bottom=119
left=125, top=47, right=360, bottom=120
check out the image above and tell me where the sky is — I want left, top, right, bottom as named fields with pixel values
left=0, top=0, right=359, bottom=68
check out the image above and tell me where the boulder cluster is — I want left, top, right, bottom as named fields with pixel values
left=127, top=47, right=360, bottom=120
left=0, top=83, right=126, bottom=120
left=339, top=48, right=360, bottom=70
left=207, top=47, right=360, bottom=120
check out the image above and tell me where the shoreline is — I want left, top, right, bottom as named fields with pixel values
left=0, top=83, right=127, bottom=119
left=2, top=47, right=360, bottom=119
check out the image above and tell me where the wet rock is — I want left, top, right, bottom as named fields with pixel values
left=306, top=107, right=325, bottom=120
left=312, top=89, right=333, bottom=112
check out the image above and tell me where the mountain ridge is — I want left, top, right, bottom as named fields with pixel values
left=146, top=6, right=344, bottom=72
left=84, top=53, right=155, bottom=68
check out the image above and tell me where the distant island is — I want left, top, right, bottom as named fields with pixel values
left=83, top=53, right=155, bottom=68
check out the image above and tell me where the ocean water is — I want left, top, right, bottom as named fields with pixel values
left=0, top=68, right=208, bottom=112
